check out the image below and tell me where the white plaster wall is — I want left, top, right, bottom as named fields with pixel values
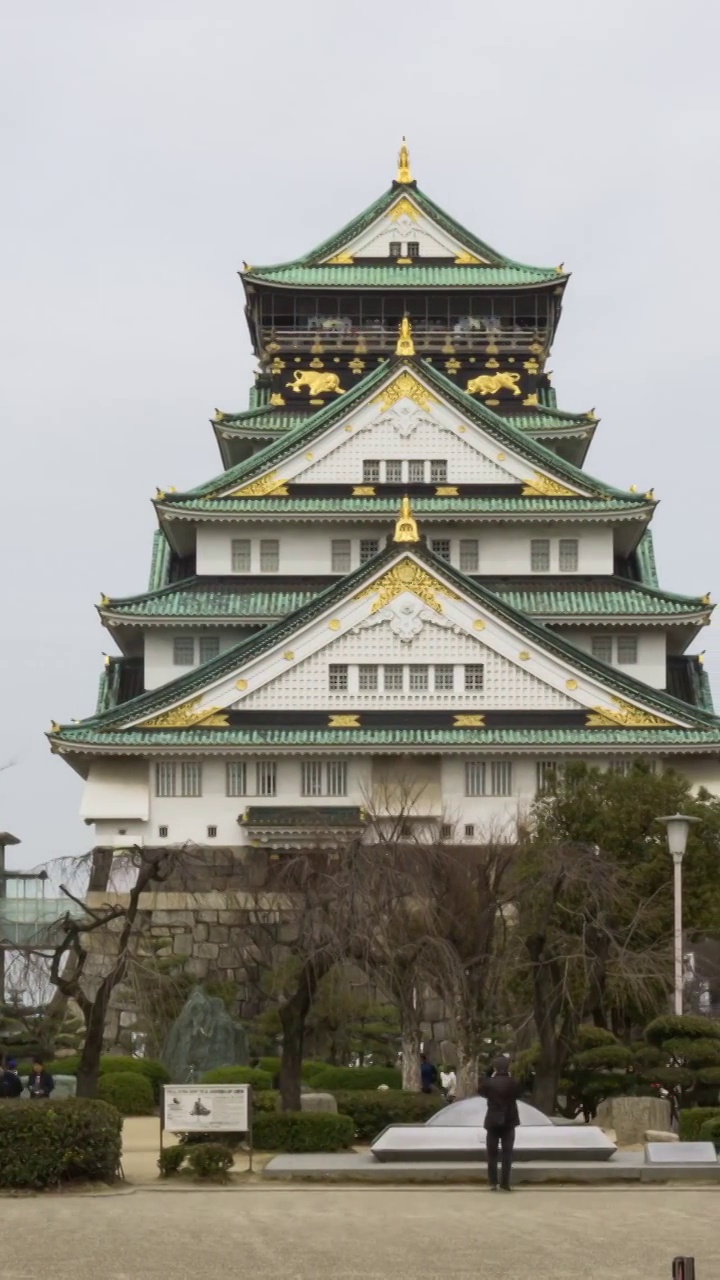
left=196, top=522, right=613, bottom=577
left=569, top=629, right=667, bottom=690
left=298, top=419, right=510, bottom=486
left=144, top=628, right=253, bottom=690
left=80, top=760, right=149, bottom=820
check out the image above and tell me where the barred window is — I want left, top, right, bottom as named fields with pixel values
left=199, top=636, right=220, bottom=664
left=180, top=762, right=202, bottom=797
left=363, top=460, right=381, bottom=483
left=464, top=823, right=475, bottom=838
left=465, top=761, right=485, bottom=797
left=617, top=635, right=638, bottom=665
left=386, top=460, right=403, bottom=483
left=301, top=761, right=323, bottom=797
left=429, top=460, right=448, bottom=483
left=440, top=823, right=453, bottom=840
left=536, top=760, right=558, bottom=793
left=326, top=760, right=347, bottom=797
left=409, top=665, right=429, bottom=691
left=173, top=636, right=194, bottom=666
left=156, top=762, right=176, bottom=797
left=434, top=664, right=454, bottom=691
left=383, top=665, right=404, bottom=691
left=256, top=761, right=277, bottom=797
left=260, top=539, right=279, bottom=573
left=358, top=664, right=378, bottom=691
left=329, top=664, right=348, bottom=692
left=359, top=539, right=379, bottom=564
left=406, top=242, right=420, bottom=258
left=301, top=760, right=347, bottom=796
left=331, top=539, right=352, bottom=573
left=591, top=636, right=613, bottom=664
left=465, top=760, right=512, bottom=796
left=559, top=538, right=579, bottom=572
left=408, top=460, right=425, bottom=483
left=609, top=759, right=632, bottom=776
left=530, top=539, right=551, bottom=572
left=231, top=538, right=251, bottom=572
left=226, top=761, right=248, bottom=796
left=490, top=762, right=513, bottom=796
left=465, top=664, right=485, bottom=692
left=389, top=242, right=402, bottom=258
left=459, top=539, right=479, bottom=572
left=431, top=539, right=451, bottom=562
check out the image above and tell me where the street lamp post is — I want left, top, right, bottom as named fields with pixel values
left=658, top=814, right=700, bottom=1016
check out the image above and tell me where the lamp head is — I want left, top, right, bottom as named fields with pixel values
left=657, top=813, right=700, bottom=860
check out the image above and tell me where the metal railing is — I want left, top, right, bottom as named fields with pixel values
left=261, top=323, right=549, bottom=355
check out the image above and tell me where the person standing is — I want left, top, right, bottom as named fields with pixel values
left=27, top=1058, right=54, bottom=1099
left=440, top=1066, right=457, bottom=1101
left=478, top=1056, right=522, bottom=1191
left=0, top=1059, right=23, bottom=1099
left=419, top=1053, right=439, bottom=1094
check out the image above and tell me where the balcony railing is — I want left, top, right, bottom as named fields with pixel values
left=261, top=323, right=548, bottom=356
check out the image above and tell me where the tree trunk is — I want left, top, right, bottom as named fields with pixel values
left=401, top=1026, right=421, bottom=1091
left=75, top=999, right=108, bottom=1098
left=531, top=1061, right=560, bottom=1116
left=454, top=1045, right=479, bottom=1100
left=278, top=959, right=329, bottom=1111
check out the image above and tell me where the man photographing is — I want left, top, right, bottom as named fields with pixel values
left=478, top=1056, right=522, bottom=1192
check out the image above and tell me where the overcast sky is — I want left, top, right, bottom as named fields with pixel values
left=2, top=1, right=720, bottom=869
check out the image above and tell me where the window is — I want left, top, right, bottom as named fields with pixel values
left=156, top=763, right=176, bottom=797
left=329, top=664, right=348, bottom=691
left=301, top=760, right=347, bottom=796
left=429, top=460, right=448, bottom=484
left=358, top=664, right=378, bottom=691
left=530, top=539, right=551, bottom=571
left=409, top=665, right=429, bottom=691
left=617, top=635, right=638, bottom=665
left=559, top=538, right=579, bottom=572
left=173, top=636, right=194, bottom=666
left=431, top=538, right=451, bottom=562
left=490, top=762, right=513, bottom=796
left=383, top=665, right=404, bottom=691
left=434, top=664, right=454, bottom=691
left=207, top=825, right=217, bottom=839
left=389, top=241, right=402, bottom=258
left=331, top=539, right=352, bottom=573
left=464, top=824, right=475, bottom=839
left=406, top=241, right=420, bottom=258
left=199, top=636, right=220, bottom=664
left=260, top=539, right=279, bottom=572
left=440, top=823, right=453, bottom=841
left=231, top=538, right=251, bottom=572
left=465, top=664, right=485, bottom=691
left=326, top=760, right=347, bottom=797
left=226, top=762, right=248, bottom=796
left=459, top=539, right=479, bottom=572
left=609, top=760, right=632, bottom=776
left=465, top=760, right=512, bottom=796
left=256, top=761, right=277, bottom=797
left=158, top=825, right=169, bottom=838
left=591, top=636, right=613, bottom=664
left=465, top=761, right=485, bottom=797
left=181, top=762, right=202, bottom=797
left=363, top=459, right=381, bottom=483
left=408, top=460, right=425, bottom=483
left=359, top=538, right=379, bottom=564
left=536, top=761, right=557, bottom=793
left=301, top=761, right=323, bottom=797
left=385, top=459, right=403, bottom=483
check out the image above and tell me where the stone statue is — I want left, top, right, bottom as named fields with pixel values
left=161, top=986, right=248, bottom=1083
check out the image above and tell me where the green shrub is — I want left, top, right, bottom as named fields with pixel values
left=186, top=1142, right=234, bottom=1182
left=334, top=1089, right=447, bottom=1141
left=678, top=1107, right=720, bottom=1140
left=158, top=1144, right=186, bottom=1177
left=258, top=1058, right=325, bottom=1083
left=645, top=1015, right=720, bottom=1048
left=699, top=1117, right=720, bottom=1152
left=200, top=1066, right=272, bottom=1090
left=306, top=1065, right=401, bottom=1091
left=0, top=1098, right=122, bottom=1189
left=97, top=1071, right=155, bottom=1116
left=45, top=1054, right=170, bottom=1104
left=253, top=1089, right=279, bottom=1113
left=254, top=1111, right=354, bottom=1152
left=178, top=1130, right=244, bottom=1150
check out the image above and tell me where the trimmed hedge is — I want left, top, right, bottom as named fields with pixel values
left=678, top=1107, right=720, bottom=1141
left=0, top=1098, right=122, bottom=1189
left=45, top=1055, right=170, bottom=1104
left=254, top=1110, right=354, bottom=1152
left=200, top=1066, right=272, bottom=1089
left=699, top=1117, right=720, bottom=1152
left=305, top=1065, right=402, bottom=1092
left=253, top=1089, right=279, bottom=1112
left=334, top=1089, right=448, bottom=1141
left=645, top=1015, right=720, bottom=1047
left=186, top=1142, right=234, bottom=1181
left=97, top=1071, right=155, bottom=1116
left=259, top=1058, right=325, bottom=1083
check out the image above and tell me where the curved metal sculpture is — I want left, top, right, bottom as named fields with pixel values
left=426, top=1096, right=552, bottom=1128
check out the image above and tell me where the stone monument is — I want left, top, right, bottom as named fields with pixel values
left=161, top=986, right=248, bottom=1083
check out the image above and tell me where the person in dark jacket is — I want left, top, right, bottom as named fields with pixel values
left=0, top=1059, right=23, bottom=1099
left=27, top=1059, right=54, bottom=1099
left=478, top=1056, right=522, bottom=1191
left=419, top=1053, right=438, bottom=1094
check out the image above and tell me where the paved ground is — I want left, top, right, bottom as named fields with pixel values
left=1, top=1187, right=718, bottom=1280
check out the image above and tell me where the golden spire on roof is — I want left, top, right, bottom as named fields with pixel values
left=394, top=495, right=420, bottom=543
left=396, top=315, right=415, bottom=356
left=396, top=137, right=413, bottom=184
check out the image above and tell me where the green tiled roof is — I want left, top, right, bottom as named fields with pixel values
left=246, top=264, right=561, bottom=288
left=148, top=530, right=172, bottom=591
left=101, top=577, right=710, bottom=623
left=161, top=495, right=650, bottom=517
left=637, top=531, right=659, bottom=588
left=53, top=726, right=720, bottom=750
left=178, top=359, right=637, bottom=504
left=212, top=405, right=593, bottom=438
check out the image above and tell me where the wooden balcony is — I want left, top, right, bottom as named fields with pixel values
left=261, top=323, right=549, bottom=357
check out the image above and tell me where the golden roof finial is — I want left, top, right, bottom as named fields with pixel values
left=394, top=495, right=420, bottom=543
left=396, top=315, right=415, bottom=356
left=396, top=137, right=413, bottom=185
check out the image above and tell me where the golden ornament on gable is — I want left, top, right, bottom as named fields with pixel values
left=396, top=316, right=415, bottom=356
left=138, top=698, right=229, bottom=730
left=230, top=471, right=289, bottom=498
left=521, top=473, right=576, bottom=498
left=349, top=358, right=366, bottom=374
left=374, top=372, right=438, bottom=413
left=454, top=252, right=483, bottom=265
left=393, top=496, right=420, bottom=543
left=466, top=371, right=522, bottom=397
left=286, top=369, right=344, bottom=396
left=309, top=357, right=324, bottom=370
left=389, top=196, right=419, bottom=223
left=325, top=252, right=354, bottom=264
left=352, top=485, right=375, bottom=496
left=453, top=714, right=485, bottom=727
left=329, top=714, right=360, bottom=728
left=355, top=556, right=461, bottom=616
left=585, top=697, right=672, bottom=729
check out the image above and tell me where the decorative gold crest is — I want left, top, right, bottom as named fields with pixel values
left=396, top=316, right=415, bottom=356
left=453, top=714, right=485, bottom=727
left=325, top=252, right=354, bottom=264
left=521, top=473, right=577, bottom=497
left=328, top=714, right=360, bottom=727
left=354, top=557, right=460, bottom=616
left=585, top=697, right=673, bottom=728
left=393, top=496, right=420, bottom=543
left=138, top=698, right=229, bottom=729
left=454, top=252, right=483, bottom=265
left=373, top=373, right=438, bottom=413
left=389, top=196, right=419, bottom=222
left=230, top=471, right=289, bottom=498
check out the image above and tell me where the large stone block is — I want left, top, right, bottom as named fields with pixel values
left=184, top=957, right=210, bottom=980
left=218, top=910, right=245, bottom=925
left=299, top=1092, right=338, bottom=1115
left=152, top=910, right=195, bottom=926
left=173, top=934, right=194, bottom=956
left=194, top=923, right=209, bottom=942
left=198, top=911, right=219, bottom=923
left=595, top=1096, right=672, bottom=1145
left=208, top=925, right=231, bottom=944
left=194, top=941, right=220, bottom=959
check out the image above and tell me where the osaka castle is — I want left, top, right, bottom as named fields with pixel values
left=50, top=142, right=720, bottom=852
